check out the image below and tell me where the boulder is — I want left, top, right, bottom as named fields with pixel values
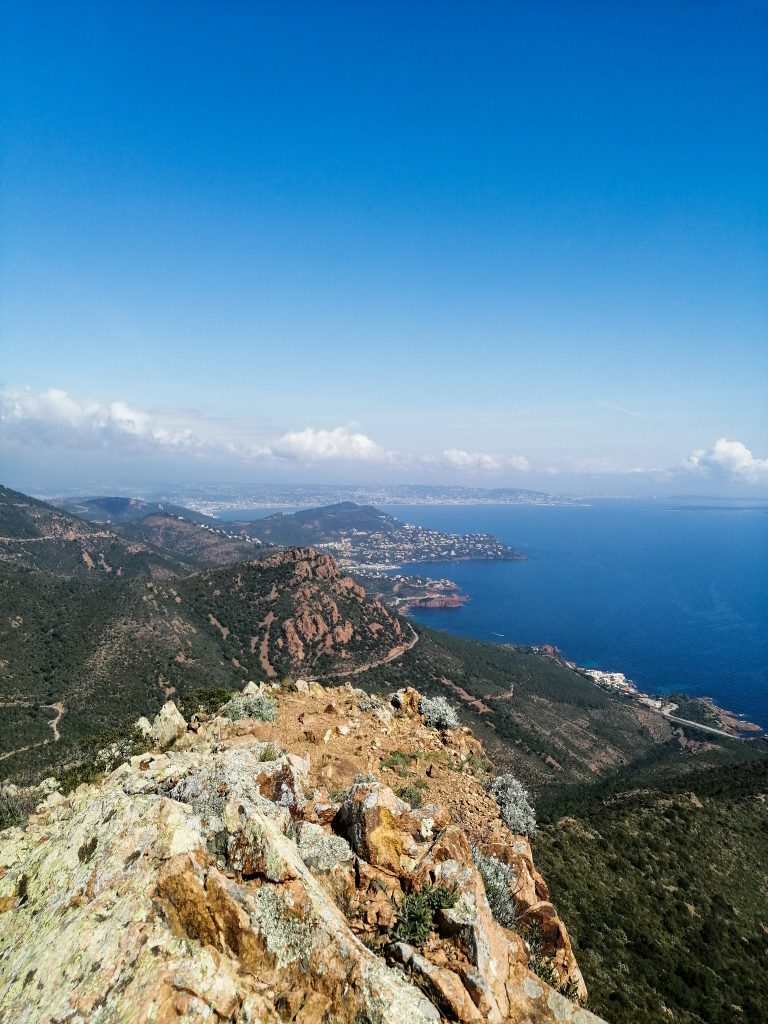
left=333, top=781, right=420, bottom=874
left=389, top=942, right=484, bottom=1021
left=149, top=700, right=186, bottom=748
left=0, top=748, right=441, bottom=1024
left=294, top=820, right=355, bottom=873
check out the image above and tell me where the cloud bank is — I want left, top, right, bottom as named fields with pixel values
left=0, top=387, right=522, bottom=473
left=684, top=438, right=768, bottom=482
left=3, top=389, right=766, bottom=492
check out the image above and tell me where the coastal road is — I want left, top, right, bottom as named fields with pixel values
left=660, top=712, right=738, bottom=740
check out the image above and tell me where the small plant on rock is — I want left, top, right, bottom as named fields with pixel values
left=473, top=848, right=521, bottom=930
left=220, top=693, right=277, bottom=723
left=256, top=742, right=281, bottom=762
left=489, top=773, right=536, bottom=835
left=392, top=890, right=433, bottom=946
left=422, top=882, right=459, bottom=911
left=391, top=883, right=458, bottom=945
left=380, top=750, right=416, bottom=777
left=420, top=695, right=459, bottom=731
left=524, top=920, right=560, bottom=987
left=396, top=779, right=427, bottom=807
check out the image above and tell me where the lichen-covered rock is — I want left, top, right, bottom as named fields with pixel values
left=0, top=685, right=605, bottom=1024
left=149, top=699, right=187, bottom=747
left=294, top=820, right=355, bottom=873
left=334, top=779, right=420, bottom=874
left=0, top=751, right=440, bottom=1023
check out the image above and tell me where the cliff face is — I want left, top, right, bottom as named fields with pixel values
left=0, top=683, right=605, bottom=1024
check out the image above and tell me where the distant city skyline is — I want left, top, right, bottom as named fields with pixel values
left=2, top=2, right=766, bottom=496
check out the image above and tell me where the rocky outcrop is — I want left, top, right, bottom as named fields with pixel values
left=0, top=689, right=605, bottom=1024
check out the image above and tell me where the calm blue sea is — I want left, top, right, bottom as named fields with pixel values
left=221, top=501, right=768, bottom=727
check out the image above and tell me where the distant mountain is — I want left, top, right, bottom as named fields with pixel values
left=57, top=494, right=214, bottom=525
left=57, top=497, right=524, bottom=567
left=118, top=513, right=266, bottom=567
left=0, top=485, right=194, bottom=578
left=247, top=502, right=400, bottom=546
left=56, top=495, right=272, bottom=568
left=154, top=483, right=582, bottom=507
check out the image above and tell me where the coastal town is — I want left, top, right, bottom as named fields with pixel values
left=319, top=521, right=524, bottom=569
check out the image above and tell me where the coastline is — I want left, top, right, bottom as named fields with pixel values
left=532, top=646, right=765, bottom=740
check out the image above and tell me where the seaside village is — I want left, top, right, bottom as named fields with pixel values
left=532, top=649, right=674, bottom=713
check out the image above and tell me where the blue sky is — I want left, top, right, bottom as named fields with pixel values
left=2, top=1, right=767, bottom=496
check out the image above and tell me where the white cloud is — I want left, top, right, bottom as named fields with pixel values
left=0, top=386, right=543, bottom=475
left=439, top=449, right=529, bottom=472
left=271, top=426, right=390, bottom=463
left=0, top=388, right=390, bottom=466
left=0, top=388, right=203, bottom=451
left=685, top=438, right=768, bottom=482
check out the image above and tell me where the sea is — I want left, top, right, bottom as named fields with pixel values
left=218, top=500, right=768, bottom=728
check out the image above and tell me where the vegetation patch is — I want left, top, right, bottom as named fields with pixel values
left=177, top=686, right=233, bottom=719
left=391, top=883, right=459, bottom=945
left=534, top=759, right=768, bottom=1024
left=490, top=773, right=537, bottom=835
left=419, top=694, right=459, bottom=731
left=220, top=694, right=277, bottom=723
left=396, top=778, right=427, bottom=808
left=473, top=848, right=520, bottom=929
left=380, top=750, right=417, bottom=777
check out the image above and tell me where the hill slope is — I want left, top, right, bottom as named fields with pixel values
left=117, top=512, right=267, bottom=566
left=534, top=758, right=768, bottom=1024
left=0, top=546, right=408, bottom=777
left=0, top=485, right=194, bottom=578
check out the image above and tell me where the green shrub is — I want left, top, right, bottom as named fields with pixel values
left=220, top=694, right=277, bottom=723
left=524, top=920, right=560, bottom=988
left=0, top=789, right=36, bottom=831
left=381, top=750, right=416, bottom=777
left=391, top=884, right=458, bottom=945
left=392, top=890, right=433, bottom=945
left=177, top=686, right=233, bottom=719
left=396, top=779, right=427, bottom=807
left=422, top=882, right=459, bottom=911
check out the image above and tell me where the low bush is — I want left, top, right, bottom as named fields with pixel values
left=396, top=779, right=427, bottom=808
left=177, top=686, right=233, bottom=719
left=220, top=694, right=277, bottom=723
left=0, top=789, right=37, bottom=831
left=380, top=750, right=416, bottom=777
left=391, top=883, right=459, bottom=945
left=473, top=848, right=520, bottom=929
left=420, top=695, right=459, bottom=731
left=490, top=773, right=536, bottom=835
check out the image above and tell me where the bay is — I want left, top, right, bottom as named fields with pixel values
left=385, top=501, right=768, bottom=727
left=221, top=500, right=768, bottom=726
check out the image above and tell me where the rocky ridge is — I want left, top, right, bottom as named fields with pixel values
left=0, top=681, right=605, bottom=1023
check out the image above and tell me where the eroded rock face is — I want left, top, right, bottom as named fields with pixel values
left=0, top=688, right=606, bottom=1024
